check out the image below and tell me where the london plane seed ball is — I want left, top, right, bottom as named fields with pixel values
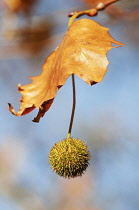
left=49, top=138, right=91, bottom=178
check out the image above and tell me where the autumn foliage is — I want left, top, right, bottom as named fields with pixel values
left=8, top=0, right=124, bottom=122
left=9, top=18, right=123, bottom=122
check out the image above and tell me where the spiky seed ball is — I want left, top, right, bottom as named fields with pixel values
left=49, top=138, right=91, bottom=178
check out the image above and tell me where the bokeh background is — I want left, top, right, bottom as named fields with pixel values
left=0, top=0, right=139, bottom=210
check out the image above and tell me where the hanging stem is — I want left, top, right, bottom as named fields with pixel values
left=67, top=74, right=76, bottom=139
left=66, top=0, right=119, bottom=139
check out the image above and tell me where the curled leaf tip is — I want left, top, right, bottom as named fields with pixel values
left=8, top=103, right=16, bottom=115
left=32, top=99, right=54, bottom=123
left=8, top=103, right=35, bottom=116
left=18, top=84, right=23, bottom=91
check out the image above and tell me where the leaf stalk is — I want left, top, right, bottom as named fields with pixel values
left=67, top=74, right=76, bottom=139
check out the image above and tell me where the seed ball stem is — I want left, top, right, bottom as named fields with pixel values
left=49, top=138, right=91, bottom=178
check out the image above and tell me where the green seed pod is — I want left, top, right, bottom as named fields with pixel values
left=49, top=138, right=91, bottom=178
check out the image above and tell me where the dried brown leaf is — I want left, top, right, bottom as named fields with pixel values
left=9, top=18, right=124, bottom=122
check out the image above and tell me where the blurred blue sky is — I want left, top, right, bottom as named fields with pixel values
left=0, top=0, right=139, bottom=210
